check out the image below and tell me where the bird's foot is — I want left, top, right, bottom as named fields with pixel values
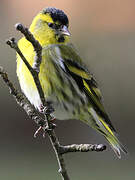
left=34, top=114, right=56, bottom=138
left=42, top=120, right=56, bottom=138
left=34, top=122, right=56, bottom=138
left=39, top=101, right=55, bottom=114
left=38, top=104, right=44, bottom=113
left=44, top=102, right=55, bottom=115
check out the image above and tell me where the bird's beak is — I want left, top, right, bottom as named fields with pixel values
left=60, top=25, right=71, bottom=36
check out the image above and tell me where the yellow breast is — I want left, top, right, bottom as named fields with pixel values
left=17, top=37, right=52, bottom=108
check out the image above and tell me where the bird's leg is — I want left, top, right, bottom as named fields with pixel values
left=38, top=104, right=45, bottom=113
left=41, top=101, right=56, bottom=126
left=34, top=102, right=56, bottom=138
left=34, top=118, right=56, bottom=138
left=38, top=101, right=54, bottom=114
left=43, top=102, right=57, bottom=129
left=43, top=101, right=55, bottom=114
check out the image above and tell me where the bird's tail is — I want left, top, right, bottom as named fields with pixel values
left=105, top=133, right=127, bottom=159
left=89, top=108, right=127, bottom=158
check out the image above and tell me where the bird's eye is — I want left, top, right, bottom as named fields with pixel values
left=48, top=23, right=54, bottom=28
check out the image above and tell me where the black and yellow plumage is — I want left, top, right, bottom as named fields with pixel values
left=17, top=7, right=127, bottom=158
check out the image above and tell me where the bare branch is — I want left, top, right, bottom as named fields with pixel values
left=0, top=66, right=45, bottom=127
left=6, top=37, right=46, bottom=107
left=59, top=144, right=106, bottom=154
left=46, top=127, right=70, bottom=180
left=15, top=23, right=42, bottom=73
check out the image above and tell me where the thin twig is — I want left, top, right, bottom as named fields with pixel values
left=59, top=144, right=106, bottom=154
left=15, top=23, right=42, bottom=73
left=47, top=128, right=70, bottom=179
left=6, top=36, right=46, bottom=107
left=0, top=66, right=44, bottom=127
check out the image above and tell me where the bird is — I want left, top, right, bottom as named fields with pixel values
left=17, top=7, right=127, bottom=158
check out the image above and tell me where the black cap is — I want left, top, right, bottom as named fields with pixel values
left=42, top=7, right=69, bottom=26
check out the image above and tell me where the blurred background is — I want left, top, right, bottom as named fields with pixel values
left=0, top=0, right=135, bottom=179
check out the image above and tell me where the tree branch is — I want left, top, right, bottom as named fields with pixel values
left=0, top=23, right=106, bottom=180
left=59, top=144, right=106, bottom=154
left=6, top=23, right=71, bottom=180
left=0, top=66, right=45, bottom=127
left=15, top=23, right=42, bottom=73
left=6, top=37, right=46, bottom=107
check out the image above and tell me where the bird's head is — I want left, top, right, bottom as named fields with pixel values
left=29, top=7, right=70, bottom=45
